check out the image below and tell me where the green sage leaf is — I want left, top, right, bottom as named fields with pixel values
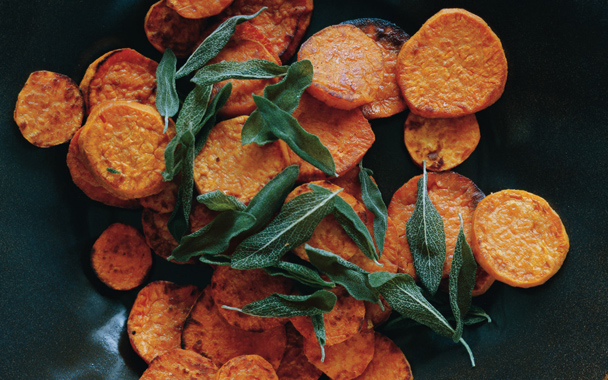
left=197, top=190, right=246, bottom=212
left=264, top=261, right=335, bottom=289
left=155, top=48, right=179, bottom=133
left=223, top=290, right=337, bottom=318
left=194, top=83, right=232, bottom=155
left=169, top=210, right=257, bottom=262
left=464, top=305, right=492, bottom=325
left=191, top=59, right=289, bottom=87
left=305, top=245, right=379, bottom=304
left=230, top=190, right=341, bottom=269
left=448, top=214, right=477, bottom=342
left=106, top=167, right=121, bottom=175
left=167, top=128, right=196, bottom=241
left=199, top=253, right=233, bottom=266
left=406, top=161, right=446, bottom=295
left=359, top=162, right=389, bottom=256
left=248, top=95, right=336, bottom=176
left=311, top=314, right=326, bottom=362
left=175, top=8, right=267, bottom=79
left=309, top=184, right=378, bottom=263
left=242, top=60, right=313, bottom=145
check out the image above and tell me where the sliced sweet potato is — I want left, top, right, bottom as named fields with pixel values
left=297, top=24, right=384, bottom=110
left=210, top=266, right=292, bottom=332
left=140, top=348, right=218, bottom=380
left=341, top=18, right=410, bottom=119
left=352, top=333, right=413, bottom=380
left=90, top=223, right=152, bottom=290
left=139, top=179, right=179, bottom=213
left=166, top=0, right=233, bottom=19
left=472, top=189, right=569, bottom=287
left=281, top=92, right=375, bottom=182
left=388, top=171, right=485, bottom=277
left=67, top=129, right=140, bottom=208
left=189, top=202, right=221, bottom=234
left=78, top=101, right=175, bottom=199
left=396, top=8, right=508, bottom=118
left=208, top=23, right=282, bottom=118
left=364, top=297, right=392, bottom=328
left=181, top=287, right=287, bottom=370
left=404, top=113, right=480, bottom=171
left=303, top=327, right=375, bottom=380
left=215, top=0, right=313, bottom=62
left=276, top=323, right=323, bottom=380
left=127, top=281, right=202, bottom=363
left=193, top=115, right=288, bottom=204
left=14, top=70, right=84, bottom=147
left=141, top=209, right=179, bottom=261
left=290, top=286, right=365, bottom=347
left=80, top=48, right=157, bottom=115
left=216, top=355, right=279, bottom=380
left=145, top=0, right=207, bottom=57
left=472, top=265, right=496, bottom=296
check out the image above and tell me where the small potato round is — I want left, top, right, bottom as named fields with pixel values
left=276, top=323, right=323, bottom=380
left=298, top=24, right=384, bottom=110
left=472, top=190, right=569, bottom=287
left=166, top=0, right=233, bottom=19
left=352, top=333, right=413, bottom=380
left=78, top=101, right=175, bottom=200
left=140, top=348, right=218, bottom=380
left=216, top=355, right=279, bottom=380
left=90, top=223, right=152, bottom=290
left=397, top=8, right=508, bottom=118
left=14, top=70, right=84, bottom=147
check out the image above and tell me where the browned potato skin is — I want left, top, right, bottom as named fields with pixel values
left=216, top=355, right=279, bottom=380
left=140, top=348, right=218, bottom=380
left=276, top=323, right=323, bottom=380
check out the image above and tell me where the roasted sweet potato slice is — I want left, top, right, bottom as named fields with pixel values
left=303, top=327, right=375, bottom=380
left=78, top=101, right=175, bottom=199
left=80, top=48, right=157, bottom=115
left=297, top=24, right=384, bottom=110
left=472, top=190, right=569, bottom=287
left=276, top=323, right=323, bottom=380
left=182, top=288, right=287, bottom=370
left=215, top=0, right=313, bottom=62
left=472, top=265, right=496, bottom=296
left=404, top=113, right=480, bottom=171
left=281, top=93, right=375, bottom=182
left=189, top=202, right=221, bottom=233
left=388, top=171, right=484, bottom=277
left=208, top=23, right=281, bottom=118
left=145, top=0, right=207, bottom=58
left=140, top=348, right=218, bottom=380
left=139, top=179, right=179, bottom=213
left=127, top=281, right=202, bottom=363
left=90, top=223, right=152, bottom=290
left=352, top=333, right=413, bottom=380
left=166, top=0, right=233, bottom=19
left=141, top=209, right=179, bottom=261
left=67, top=129, right=140, bottom=208
left=291, top=286, right=365, bottom=347
left=216, top=355, right=279, bottom=380
left=210, top=266, right=292, bottom=332
left=397, top=8, right=508, bottom=118
left=14, top=70, right=84, bottom=147
left=364, top=297, right=392, bottom=327
left=341, top=18, right=410, bottom=119
left=193, top=115, right=288, bottom=204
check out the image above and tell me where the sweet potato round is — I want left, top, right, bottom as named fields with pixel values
left=140, top=348, right=218, bottom=380
left=216, top=355, right=279, bottom=380
left=166, top=0, right=233, bottom=19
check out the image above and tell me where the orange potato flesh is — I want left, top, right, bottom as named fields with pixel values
left=397, top=8, right=508, bottom=118
left=140, top=348, right=218, bottom=380
left=90, top=223, right=152, bottom=291
left=127, top=281, right=202, bottom=363
left=166, top=0, right=233, bottom=19
left=276, top=323, right=323, bottom=380
left=352, top=333, right=413, bottom=380
left=216, top=355, right=279, bottom=380
left=472, top=190, right=569, bottom=287
left=14, top=70, right=84, bottom=147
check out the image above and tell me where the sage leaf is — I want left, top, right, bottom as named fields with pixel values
left=406, top=161, right=446, bottom=295
left=464, top=305, right=492, bottom=325
left=359, top=162, right=388, bottom=255
left=305, top=245, right=379, bottom=304
left=223, top=290, right=337, bottom=318
left=264, top=261, right=335, bottom=289
left=167, top=128, right=196, bottom=241
left=169, top=210, right=257, bottom=262
left=448, top=214, right=477, bottom=342
left=175, top=8, right=266, bottom=79
left=106, top=167, right=120, bottom=175
left=199, top=253, right=232, bottom=266
left=368, top=272, right=454, bottom=338
left=244, top=165, right=299, bottom=233
left=155, top=48, right=179, bottom=133
left=242, top=60, right=313, bottom=145
left=197, top=190, right=246, bottom=212
left=230, top=190, right=341, bottom=269
left=311, top=314, right=326, bottom=362
left=194, top=83, right=232, bottom=155
left=248, top=95, right=336, bottom=176
left=191, top=59, right=289, bottom=87
left=309, top=184, right=378, bottom=263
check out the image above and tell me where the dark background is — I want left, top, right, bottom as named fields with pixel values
left=1, top=0, right=607, bottom=379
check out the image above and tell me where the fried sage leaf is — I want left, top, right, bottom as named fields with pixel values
left=197, top=190, right=247, bottom=212
left=222, top=290, right=337, bottom=318
left=191, top=59, right=288, bottom=87
left=406, top=161, right=446, bottom=295
left=264, top=261, right=335, bottom=289
left=358, top=162, right=388, bottom=255
left=155, top=48, right=179, bottom=132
